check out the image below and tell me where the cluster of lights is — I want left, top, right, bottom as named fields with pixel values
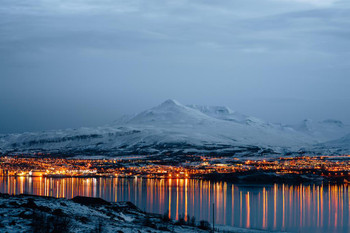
left=1, top=154, right=350, bottom=179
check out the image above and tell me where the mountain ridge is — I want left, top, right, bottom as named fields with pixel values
left=0, top=99, right=349, bottom=157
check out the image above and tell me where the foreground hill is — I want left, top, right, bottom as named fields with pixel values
left=0, top=193, right=279, bottom=233
left=0, top=99, right=349, bottom=157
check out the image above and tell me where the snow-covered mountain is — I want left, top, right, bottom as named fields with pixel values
left=0, top=99, right=349, bottom=156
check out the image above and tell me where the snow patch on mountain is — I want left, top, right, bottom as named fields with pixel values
left=187, top=104, right=253, bottom=124
left=291, top=118, right=350, bottom=142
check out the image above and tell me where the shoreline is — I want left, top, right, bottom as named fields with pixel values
left=1, top=172, right=348, bottom=185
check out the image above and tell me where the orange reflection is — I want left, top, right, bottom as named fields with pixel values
left=185, top=178, right=188, bottom=221
left=176, top=179, right=179, bottom=220
left=0, top=177, right=350, bottom=232
left=168, top=179, right=172, bottom=219
left=240, top=191, right=243, bottom=227
left=273, top=184, right=277, bottom=229
left=282, top=184, right=285, bottom=229
left=231, top=185, right=234, bottom=225
left=262, top=187, right=267, bottom=229
left=300, top=184, right=303, bottom=227
left=320, top=185, right=323, bottom=228
left=246, top=192, right=250, bottom=228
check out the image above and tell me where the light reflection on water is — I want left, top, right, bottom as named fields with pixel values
left=1, top=176, right=349, bottom=232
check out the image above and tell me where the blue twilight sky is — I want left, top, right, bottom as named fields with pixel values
left=0, top=0, right=350, bottom=133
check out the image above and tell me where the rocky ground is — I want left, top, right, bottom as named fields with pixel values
left=0, top=193, right=288, bottom=233
left=0, top=193, right=210, bottom=233
left=0, top=193, right=280, bottom=233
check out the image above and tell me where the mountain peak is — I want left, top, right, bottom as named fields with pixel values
left=159, top=99, right=182, bottom=107
left=125, top=99, right=212, bottom=125
left=298, top=119, right=314, bottom=131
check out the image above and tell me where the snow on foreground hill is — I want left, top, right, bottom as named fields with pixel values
left=0, top=99, right=349, bottom=156
left=0, top=194, right=280, bottom=233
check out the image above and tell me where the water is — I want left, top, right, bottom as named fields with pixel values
left=1, top=176, right=349, bottom=232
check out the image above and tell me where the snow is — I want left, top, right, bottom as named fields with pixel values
left=119, top=212, right=134, bottom=222
left=2, top=194, right=269, bottom=233
left=291, top=118, right=350, bottom=142
left=0, top=99, right=349, bottom=156
left=313, top=133, right=350, bottom=155
left=188, top=104, right=250, bottom=123
left=126, top=99, right=214, bottom=125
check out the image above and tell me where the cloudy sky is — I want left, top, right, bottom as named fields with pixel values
left=1, top=0, right=349, bottom=133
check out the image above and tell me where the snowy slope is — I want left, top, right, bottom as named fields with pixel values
left=291, top=119, right=350, bottom=142
left=0, top=194, right=210, bottom=233
left=0, top=194, right=277, bottom=233
left=187, top=104, right=294, bottom=130
left=186, top=105, right=247, bottom=123
left=313, top=133, right=350, bottom=155
left=0, top=99, right=349, bottom=156
left=326, top=134, right=350, bottom=148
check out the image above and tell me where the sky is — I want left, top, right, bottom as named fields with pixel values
left=1, top=0, right=350, bottom=133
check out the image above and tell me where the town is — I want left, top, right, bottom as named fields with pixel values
left=1, top=154, right=350, bottom=183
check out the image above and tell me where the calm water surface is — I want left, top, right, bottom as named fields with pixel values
left=1, top=177, right=349, bottom=233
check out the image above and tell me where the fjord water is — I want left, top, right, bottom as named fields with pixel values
left=1, top=177, right=349, bottom=232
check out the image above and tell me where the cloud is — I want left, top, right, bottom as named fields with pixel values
left=1, top=0, right=350, bottom=132
left=276, top=0, right=339, bottom=7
